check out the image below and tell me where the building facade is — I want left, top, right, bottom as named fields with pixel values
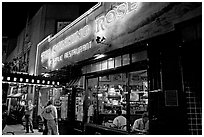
left=4, top=3, right=82, bottom=128
left=35, top=2, right=202, bottom=135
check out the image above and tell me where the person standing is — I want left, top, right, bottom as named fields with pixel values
left=25, top=100, right=34, bottom=133
left=42, top=100, right=58, bottom=135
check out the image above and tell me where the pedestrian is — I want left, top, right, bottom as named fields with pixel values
left=42, top=100, right=59, bottom=135
left=19, top=101, right=26, bottom=127
left=112, top=109, right=127, bottom=131
left=131, top=112, right=149, bottom=134
left=40, top=105, right=48, bottom=135
left=25, top=100, right=34, bottom=133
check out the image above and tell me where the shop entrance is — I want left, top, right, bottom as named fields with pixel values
left=85, top=69, right=149, bottom=133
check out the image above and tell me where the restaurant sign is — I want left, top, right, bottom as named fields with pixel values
left=38, top=2, right=141, bottom=71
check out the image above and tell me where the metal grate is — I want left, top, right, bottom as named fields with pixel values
left=165, top=90, right=178, bottom=106
left=186, top=87, right=202, bottom=135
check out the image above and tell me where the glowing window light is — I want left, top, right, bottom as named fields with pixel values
left=20, top=78, right=23, bottom=82
left=57, top=82, right=60, bottom=85
left=37, top=80, right=40, bottom=83
left=47, top=81, right=50, bottom=84
left=26, top=79, right=29, bottom=82
left=52, top=81, right=55, bottom=85
left=32, top=79, right=35, bottom=83
left=42, top=80, right=45, bottom=84
left=14, top=77, right=17, bottom=81
left=7, top=77, right=10, bottom=81
left=2, top=76, right=4, bottom=80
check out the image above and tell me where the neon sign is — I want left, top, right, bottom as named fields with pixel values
left=52, top=25, right=90, bottom=56
left=40, top=2, right=141, bottom=70
left=41, top=25, right=90, bottom=64
left=64, top=41, right=92, bottom=59
left=95, top=2, right=139, bottom=33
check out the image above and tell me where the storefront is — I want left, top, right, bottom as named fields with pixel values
left=2, top=71, right=60, bottom=127
left=35, top=2, right=201, bottom=135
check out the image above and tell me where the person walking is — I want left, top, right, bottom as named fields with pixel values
left=42, top=100, right=58, bottom=135
left=40, top=105, right=48, bottom=135
left=25, top=100, right=34, bottom=133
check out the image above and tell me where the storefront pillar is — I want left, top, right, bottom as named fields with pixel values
left=33, top=85, right=39, bottom=129
left=126, top=73, right=131, bottom=133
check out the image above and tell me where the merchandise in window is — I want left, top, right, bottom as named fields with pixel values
left=86, top=70, right=148, bottom=132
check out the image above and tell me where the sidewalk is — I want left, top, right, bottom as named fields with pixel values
left=2, top=124, right=42, bottom=135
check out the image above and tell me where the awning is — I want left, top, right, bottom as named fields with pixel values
left=7, top=93, right=24, bottom=98
left=65, top=76, right=82, bottom=88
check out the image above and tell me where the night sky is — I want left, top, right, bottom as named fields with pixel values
left=2, top=2, right=97, bottom=38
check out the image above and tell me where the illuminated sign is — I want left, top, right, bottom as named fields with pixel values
left=95, top=2, right=139, bottom=33
left=52, top=25, right=90, bottom=56
left=41, top=25, right=91, bottom=64
left=64, top=41, right=92, bottom=59
left=39, top=2, right=141, bottom=70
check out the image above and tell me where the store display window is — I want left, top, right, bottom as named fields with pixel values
left=86, top=69, right=148, bottom=132
left=132, top=50, right=147, bottom=63
left=75, top=89, right=84, bottom=121
left=122, top=54, right=130, bottom=66
left=115, top=56, right=122, bottom=68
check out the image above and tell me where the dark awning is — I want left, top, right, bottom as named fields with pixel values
left=66, top=76, right=81, bottom=87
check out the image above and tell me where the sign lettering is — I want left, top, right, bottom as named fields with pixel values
left=95, top=2, right=139, bottom=33
left=40, top=2, right=140, bottom=69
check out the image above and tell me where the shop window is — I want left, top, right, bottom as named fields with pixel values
left=91, top=62, right=102, bottom=72
left=86, top=70, right=148, bottom=132
left=86, top=64, right=92, bottom=73
left=122, top=54, right=130, bottom=66
left=129, top=70, right=148, bottom=117
left=87, top=78, right=98, bottom=123
left=91, top=63, right=97, bottom=72
left=95, top=62, right=102, bottom=72
left=115, top=56, right=122, bottom=68
left=75, top=89, right=85, bottom=122
left=132, top=50, right=147, bottom=63
left=101, top=60, right=108, bottom=70
left=108, top=58, right=114, bottom=69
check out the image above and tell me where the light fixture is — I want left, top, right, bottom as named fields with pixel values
left=42, top=80, right=45, bottom=84
left=37, top=80, right=40, bottom=83
left=14, top=77, right=17, bottom=81
left=57, top=82, right=60, bottom=85
left=47, top=81, right=50, bottom=84
left=32, top=79, right=34, bottom=83
left=52, top=81, right=55, bottom=85
left=94, top=54, right=106, bottom=60
left=26, top=79, right=29, bottom=82
left=7, top=77, right=10, bottom=81
left=20, top=78, right=23, bottom=82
